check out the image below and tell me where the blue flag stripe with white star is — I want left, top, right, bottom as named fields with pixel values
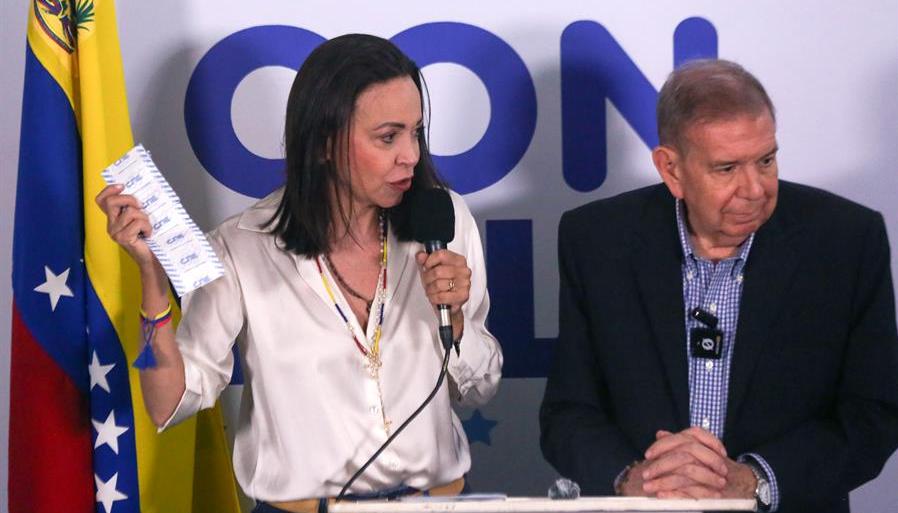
left=88, top=282, right=140, bottom=511
left=12, top=45, right=88, bottom=391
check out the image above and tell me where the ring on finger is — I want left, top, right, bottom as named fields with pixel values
left=447, top=278, right=455, bottom=292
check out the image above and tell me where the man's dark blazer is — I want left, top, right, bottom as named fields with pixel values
left=540, top=181, right=898, bottom=512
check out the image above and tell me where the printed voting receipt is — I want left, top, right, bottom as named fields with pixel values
left=102, top=144, right=224, bottom=297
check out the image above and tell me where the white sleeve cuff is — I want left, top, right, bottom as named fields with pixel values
left=447, top=326, right=502, bottom=407
left=156, top=360, right=205, bottom=432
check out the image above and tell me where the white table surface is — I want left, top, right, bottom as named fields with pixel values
left=328, top=496, right=756, bottom=513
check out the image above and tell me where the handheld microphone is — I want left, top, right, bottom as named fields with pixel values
left=409, top=188, right=457, bottom=354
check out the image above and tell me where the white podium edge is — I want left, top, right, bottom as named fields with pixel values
left=328, top=497, right=756, bottom=513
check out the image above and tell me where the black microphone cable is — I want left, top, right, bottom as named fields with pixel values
left=336, top=343, right=452, bottom=501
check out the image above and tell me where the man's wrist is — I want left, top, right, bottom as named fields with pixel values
left=737, top=453, right=779, bottom=511
left=743, top=460, right=772, bottom=511
left=614, top=460, right=643, bottom=496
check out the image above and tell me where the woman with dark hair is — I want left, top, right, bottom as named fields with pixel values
left=96, top=34, right=502, bottom=513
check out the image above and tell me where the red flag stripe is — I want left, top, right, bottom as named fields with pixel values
left=9, top=304, right=94, bottom=513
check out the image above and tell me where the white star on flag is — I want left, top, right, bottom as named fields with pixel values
left=95, top=473, right=128, bottom=513
left=33, top=266, right=74, bottom=311
left=89, top=351, right=115, bottom=393
left=93, top=410, right=129, bottom=454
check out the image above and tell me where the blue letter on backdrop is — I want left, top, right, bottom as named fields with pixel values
left=187, top=23, right=535, bottom=197
left=561, top=17, right=717, bottom=192
left=391, top=23, right=537, bottom=194
left=184, top=26, right=325, bottom=198
left=486, top=220, right=555, bottom=378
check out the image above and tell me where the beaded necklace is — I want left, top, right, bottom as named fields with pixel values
left=323, top=253, right=374, bottom=313
left=316, top=212, right=392, bottom=433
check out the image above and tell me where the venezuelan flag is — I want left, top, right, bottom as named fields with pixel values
left=10, top=2, right=242, bottom=512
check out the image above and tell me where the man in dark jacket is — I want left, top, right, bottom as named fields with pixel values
left=540, top=59, right=898, bottom=512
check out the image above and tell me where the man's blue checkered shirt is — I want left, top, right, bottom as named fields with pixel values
left=676, top=200, right=779, bottom=510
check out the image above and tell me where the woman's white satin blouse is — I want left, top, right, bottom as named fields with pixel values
left=161, top=189, right=503, bottom=502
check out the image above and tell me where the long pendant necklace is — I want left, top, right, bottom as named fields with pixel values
left=323, top=253, right=374, bottom=313
left=317, top=213, right=392, bottom=434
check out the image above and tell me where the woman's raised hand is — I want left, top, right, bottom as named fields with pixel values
left=95, top=184, right=158, bottom=269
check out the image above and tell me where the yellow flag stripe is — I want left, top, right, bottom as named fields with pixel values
left=74, top=1, right=198, bottom=510
left=26, top=4, right=78, bottom=124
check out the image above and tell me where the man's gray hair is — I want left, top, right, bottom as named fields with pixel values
left=657, top=59, right=775, bottom=150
